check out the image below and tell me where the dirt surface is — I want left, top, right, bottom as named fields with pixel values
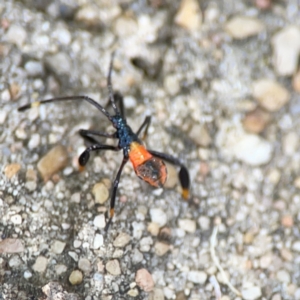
left=1, top=1, right=300, bottom=299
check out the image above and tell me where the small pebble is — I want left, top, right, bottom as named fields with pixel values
left=78, top=258, right=91, bottom=274
left=51, top=240, right=66, bottom=254
left=292, top=241, right=300, bottom=252
left=5, top=24, right=27, bottom=47
left=24, top=270, right=33, bottom=279
left=253, top=78, right=290, bottom=112
left=114, top=16, right=137, bottom=37
left=42, top=282, right=63, bottom=297
left=25, top=181, right=37, bottom=191
left=10, top=214, right=22, bottom=225
left=25, top=61, right=44, bottom=77
left=154, top=241, right=170, bottom=256
left=198, top=216, right=210, bottom=230
left=281, top=248, right=293, bottom=261
left=71, top=192, right=81, bottom=203
left=28, top=133, right=40, bottom=149
left=178, top=219, right=196, bottom=233
left=271, top=294, right=281, bottom=300
left=147, top=222, right=160, bottom=236
left=150, top=289, right=164, bottom=300
left=189, top=124, right=212, bottom=147
left=233, top=134, right=273, bottom=166
left=242, top=108, right=271, bottom=133
left=68, top=251, right=78, bottom=262
left=9, top=255, right=22, bottom=268
left=241, top=286, right=262, bottom=300
left=32, top=256, right=48, bottom=273
left=26, top=169, right=37, bottom=182
left=55, top=264, right=67, bottom=275
left=281, top=215, right=293, bottom=227
left=106, top=259, right=121, bottom=276
left=164, top=74, right=180, bottom=96
left=75, top=5, right=101, bottom=26
left=132, top=248, right=143, bottom=264
left=260, top=253, right=272, bottom=268
left=175, top=0, right=202, bottom=31
left=283, top=132, right=299, bottom=156
left=45, top=52, right=72, bottom=76
left=271, top=26, right=300, bottom=76
left=4, top=163, right=21, bottom=179
left=127, top=288, right=139, bottom=297
left=92, top=182, right=109, bottom=204
left=136, top=268, right=155, bottom=292
left=113, top=232, right=131, bottom=248
left=37, top=145, right=68, bottom=181
left=150, top=208, right=167, bottom=228
left=225, top=16, right=264, bottom=39
left=0, top=238, right=24, bottom=253
left=69, top=270, right=83, bottom=285
left=187, top=270, right=207, bottom=284
left=93, top=214, right=106, bottom=229
left=0, top=110, right=7, bottom=124
left=276, top=269, right=291, bottom=284
left=139, top=236, right=153, bottom=252
left=93, top=233, right=104, bottom=249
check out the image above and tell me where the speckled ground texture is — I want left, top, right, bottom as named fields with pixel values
left=1, top=0, right=300, bottom=299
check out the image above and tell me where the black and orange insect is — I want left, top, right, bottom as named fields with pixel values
left=18, top=53, right=190, bottom=230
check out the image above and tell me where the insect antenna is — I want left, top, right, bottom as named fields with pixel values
left=18, top=95, right=113, bottom=122
left=107, top=51, right=121, bottom=116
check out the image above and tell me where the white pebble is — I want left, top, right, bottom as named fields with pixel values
left=113, top=232, right=131, bottom=248
left=150, top=208, right=167, bottom=228
left=24, top=270, right=32, bottom=279
left=139, top=236, right=153, bottom=252
left=225, top=16, right=264, bottom=39
left=5, top=24, right=27, bottom=47
left=32, top=256, right=48, bottom=273
left=276, top=269, right=291, bottom=284
left=241, top=286, right=262, bottom=300
left=106, top=259, right=121, bottom=276
left=10, top=214, right=22, bottom=225
left=187, top=270, right=207, bottom=284
left=178, top=219, right=196, bottom=233
left=272, top=26, right=300, bottom=76
left=51, top=240, right=66, bottom=254
left=25, top=61, right=44, bottom=77
left=93, top=214, right=106, bottom=229
left=292, top=240, right=300, bottom=252
left=93, top=234, right=104, bottom=249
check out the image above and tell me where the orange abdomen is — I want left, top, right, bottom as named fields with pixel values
left=129, top=142, right=167, bottom=188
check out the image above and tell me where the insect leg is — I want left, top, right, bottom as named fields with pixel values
left=104, top=156, right=129, bottom=231
left=79, top=144, right=120, bottom=170
left=136, top=116, right=151, bottom=140
left=79, top=129, right=117, bottom=140
left=148, top=150, right=190, bottom=200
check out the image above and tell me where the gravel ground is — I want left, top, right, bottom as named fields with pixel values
left=1, top=0, right=300, bottom=299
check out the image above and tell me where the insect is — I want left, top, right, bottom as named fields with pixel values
left=18, top=53, right=190, bottom=230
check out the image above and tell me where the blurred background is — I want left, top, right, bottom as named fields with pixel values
left=1, top=0, right=300, bottom=299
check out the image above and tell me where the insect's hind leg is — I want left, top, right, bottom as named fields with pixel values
left=136, top=116, right=151, bottom=140
left=148, top=149, right=190, bottom=200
